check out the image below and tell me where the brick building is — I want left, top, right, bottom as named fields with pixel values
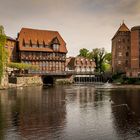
left=112, top=23, right=131, bottom=73
left=127, top=26, right=140, bottom=77
left=112, top=23, right=140, bottom=77
left=17, top=28, right=67, bottom=74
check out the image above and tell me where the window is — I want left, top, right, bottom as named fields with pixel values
left=53, top=44, right=59, bottom=51
left=32, top=44, right=37, bottom=48
left=118, top=61, right=121, bottom=64
left=25, top=44, right=30, bottom=48
left=53, top=53, right=55, bottom=57
left=40, top=44, right=43, bottom=48
left=126, top=52, right=129, bottom=57
left=118, top=52, right=122, bottom=57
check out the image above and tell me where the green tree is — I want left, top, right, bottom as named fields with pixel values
left=104, top=53, right=112, bottom=64
left=0, top=26, right=8, bottom=84
left=90, top=48, right=106, bottom=72
left=90, top=48, right=111, bottom=73
left=78, top=47, right=112, bottom=73
left=78, top=48, right=90, bottom=58
left=0, top=26, right=5, bottom=35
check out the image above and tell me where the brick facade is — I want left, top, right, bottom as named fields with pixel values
left=112, top=23, right=140, bottom=78
left=112, top=23, right=131, bottom=73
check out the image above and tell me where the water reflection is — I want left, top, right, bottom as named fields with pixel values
left=0, top=85, right=140, bottom=139
left=0, top=86, right=66, bottom=140
left=110, top=89, right=140, bottom=139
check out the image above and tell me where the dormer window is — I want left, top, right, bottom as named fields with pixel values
left=40, top=44, right=43, bottom=48
left=32, top=44, right=37, bottom=48
left=53, top=44, right=59, bottom=51
left=51, top=37, right=60, bottom=51
left=25, top=44, right=30, bottom=48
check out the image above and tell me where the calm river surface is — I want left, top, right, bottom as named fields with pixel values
left=1, top=84, right=140, bottom=140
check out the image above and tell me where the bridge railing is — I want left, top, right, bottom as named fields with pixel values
left=13, top=70, right=98, bottom=76
left=65, top=71, right=96, bottom=75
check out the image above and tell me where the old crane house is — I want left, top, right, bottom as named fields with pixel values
left=17, top=28, right=68, bottom=84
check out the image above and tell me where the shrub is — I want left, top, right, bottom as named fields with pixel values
left=8, top=62, right=39, bottom=70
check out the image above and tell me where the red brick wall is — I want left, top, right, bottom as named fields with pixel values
left=112, top=32, right=131, bottom=73
left=131, top=30, right=139, bottom=69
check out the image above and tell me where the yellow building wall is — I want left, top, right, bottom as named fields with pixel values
left=5, top=40, right=16, bottom=62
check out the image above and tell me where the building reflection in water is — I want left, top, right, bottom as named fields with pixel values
left=0, top=86, right=66, bottom=139
left=1, top=85, right=140, bottom=139
left=110, top=89, right=140, bottom=139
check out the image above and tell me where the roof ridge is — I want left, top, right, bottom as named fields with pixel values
left=21, top=27, right=58, bottom=33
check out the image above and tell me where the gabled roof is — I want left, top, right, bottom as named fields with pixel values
left=66, top=56, right=96, bottom=68
left=18, top=28, right=67, bottom=53
left=118, top=23, right=130, bottom=32
left=66, top=57, right=75, bottom=68
left=51, top=37, right=60, bottom=45
left=112, top=23, right=130, bottom=40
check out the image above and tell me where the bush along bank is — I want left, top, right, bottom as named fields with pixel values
left=112, top=73, right=140, bottom=84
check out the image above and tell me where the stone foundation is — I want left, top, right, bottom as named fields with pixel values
left=55, top=76, right=74, bottom=85
left=9, top=76, right=43, bottom=86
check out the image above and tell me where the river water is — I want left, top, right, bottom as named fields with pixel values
left=1, top=84, right=140, bottom=140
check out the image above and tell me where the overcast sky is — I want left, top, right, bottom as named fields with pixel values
left=1, top=0, right=140, bottom=56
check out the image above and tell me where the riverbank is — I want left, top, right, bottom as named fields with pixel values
left=0, top=76, right=43, bottom=90
left=0, top=83, right=43, bottom=90
left=94, top=83, right=140, bottom=90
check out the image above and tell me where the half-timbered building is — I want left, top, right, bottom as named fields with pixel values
left=17, top=28, right=67, bottom=74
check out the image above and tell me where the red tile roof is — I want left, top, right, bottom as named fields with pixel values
left=18, top=28, right=67, bottom=53
left=66, top=56, right=96, bottom=68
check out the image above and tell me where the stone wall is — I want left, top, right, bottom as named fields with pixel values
left=55, top=76, right=74, bottom=85
left=1, top=71, right=9, bottom=87
left=9, top=76, right=43, bottom=86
